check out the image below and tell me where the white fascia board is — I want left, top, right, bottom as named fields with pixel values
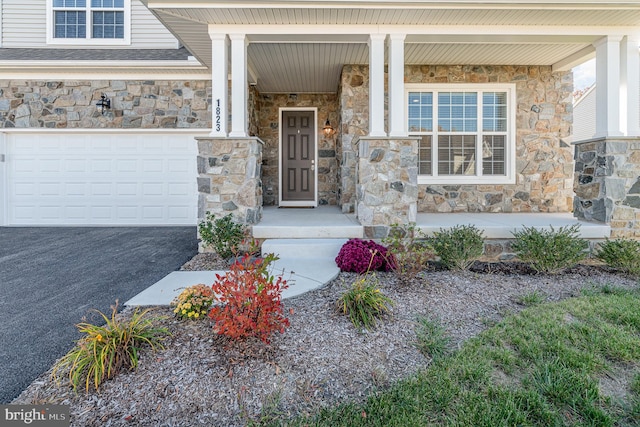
left=0, top=129, right=211, bottom=135
left=206, top=24, right=640, bottom=38
left=148, top=1, right=640, bottom=10
left=0, top=59, right=204, bottom=69
left=0, top=70, right=211, bottom=80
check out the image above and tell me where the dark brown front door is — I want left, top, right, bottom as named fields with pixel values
left=281, top=110, right=316, bottom=205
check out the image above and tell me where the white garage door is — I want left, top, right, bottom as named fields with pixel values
left=4, top=132, right=199, bottom=226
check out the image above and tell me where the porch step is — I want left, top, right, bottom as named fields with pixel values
left=261, top=238, right=347, bottom=259
left=252, top=206, right=363, bottom=239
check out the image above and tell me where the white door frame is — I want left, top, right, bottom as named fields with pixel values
left=278, top=107, right=318, bottom=207
left=0, top=132, right=6, bottom=226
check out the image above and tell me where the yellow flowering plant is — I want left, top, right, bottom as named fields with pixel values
left=171, top=284, right=215, bottom=320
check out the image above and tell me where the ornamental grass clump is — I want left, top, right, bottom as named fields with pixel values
left=511, top=224, right=588, bottom=274
left=335, top=238, right=395, bottom=274
left=171, top=284, right=214, bottom=320
left=337, top=251, right=395, bottom=330
left=208, top=253, right=290, bottom=344
left=596, top=238, right=640, bottom=276
left=52, top=303, right=168, bottom=392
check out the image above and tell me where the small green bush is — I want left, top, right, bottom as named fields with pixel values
left=430, top=224, right=484, bottom=270
left=52, top=303, right=168, bottom=392
left=596, top=238, right=640, bottom=276
left=198, top=212, right=246, bottom=259
left=511, top=224, right=588, bottom=274
left=383, top=223, right=435, bottom=277
left=337, top=274, right=394, bottom=330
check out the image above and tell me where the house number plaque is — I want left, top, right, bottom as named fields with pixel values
left=215, top=99, right=221, bottom=132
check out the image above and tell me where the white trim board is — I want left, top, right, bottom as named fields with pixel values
left=0, top=133, right=7, bottom=226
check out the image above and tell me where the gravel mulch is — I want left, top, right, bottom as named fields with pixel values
left=13, top=254, right=639, bottom=426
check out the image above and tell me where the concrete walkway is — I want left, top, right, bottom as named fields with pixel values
left=126, top=239, right=345, bottom=306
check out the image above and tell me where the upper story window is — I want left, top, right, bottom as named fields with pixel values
left=48, top=0, right=130, bottom=45
left=406, top=84, right=516, bottom=185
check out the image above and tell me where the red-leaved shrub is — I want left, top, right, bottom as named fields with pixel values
left=335, top=239, right=395, bottom=274
left=208, top=254, right=290, bottom=343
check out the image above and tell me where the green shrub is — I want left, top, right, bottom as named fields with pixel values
left=430, top=224, right=484, bottom=270
left=596, top=238, right=640, bottom=276
left=337, top=274, right=394, bottom=330
left=52, top=303, right=168, bottom=392
left=511, top=224, right=588, bottom=274
left=383, top=223, right=435, bottom=277
left=198, top=212, right=246, bottom=259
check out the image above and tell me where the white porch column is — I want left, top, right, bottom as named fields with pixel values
left=368, top=34, right=386, bottom=137
left=229, top=33, right=248, bottom=138
left=388, top=33, right=407, bottom=137
left=622, top=36, right=640, bottom=136
left=209, top=32, right=228, bottom=137
left=594, top=36, right=624, bottom=138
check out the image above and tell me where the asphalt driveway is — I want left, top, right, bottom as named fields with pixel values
left=0, top=227, right=198, bottom=403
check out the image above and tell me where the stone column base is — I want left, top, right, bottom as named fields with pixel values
left=355, top=136, right=419, bottom=237
left=197, top=137, right=263, bottom=226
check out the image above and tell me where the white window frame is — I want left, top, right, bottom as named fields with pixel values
left=46, top=0, right=131, bottom=46
left=406, top=83, right=516, bottom=185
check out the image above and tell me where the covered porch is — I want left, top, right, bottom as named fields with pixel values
left=144, top=1, right=640, bottom=242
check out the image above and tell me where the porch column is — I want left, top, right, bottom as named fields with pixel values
left=388, top=33, right=407, bottom=137
left=369, top=34, right=386, bottom=137
left=209, top=32, right=228, bottom=137
left=622, top=36, right=640, bottom=136
left=593, top=36, right=624, bottom=138
left=229, top=33, right=248, bottom=138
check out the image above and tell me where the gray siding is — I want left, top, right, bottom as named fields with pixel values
left=2, top=0, right=46, bottom=47
left=573, top=86, right=596, bottom=142
left=1, top=0, right=177, bottom=49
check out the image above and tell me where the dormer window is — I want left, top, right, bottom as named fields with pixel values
left=48, top=0, right=130, bottom=45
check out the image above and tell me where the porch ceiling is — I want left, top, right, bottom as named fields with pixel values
left=144, top=1, right=640, bottom=93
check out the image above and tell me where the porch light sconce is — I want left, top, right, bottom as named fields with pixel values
left=323, top=118, right=336, bottom=137
left=96, top=94, right=111, bottom=115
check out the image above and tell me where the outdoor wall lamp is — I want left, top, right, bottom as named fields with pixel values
left=323, top=118, right=336, bottom=137
left=96, top=94, right=111, bottom=115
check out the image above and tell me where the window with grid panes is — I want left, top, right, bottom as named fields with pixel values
left=407, top=84, right=515, bottom=184
left=51, top=0, right=125, bottom=40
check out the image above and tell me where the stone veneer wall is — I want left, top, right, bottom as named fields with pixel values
left=339, top=66, right=369, bottom=213
left=574, top=137, right=640, bottom=238
left=197, top=137, right=263, bottom=228
left=256, top=93, right=339, bottom=206
left=355, top=136, right=419, bottom=238
left=0, top=80, right=211, bottom=128
left=339, top=65, right=574, bottom=214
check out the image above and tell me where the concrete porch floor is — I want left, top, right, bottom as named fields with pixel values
left=252, top=206, right=611, bottom=240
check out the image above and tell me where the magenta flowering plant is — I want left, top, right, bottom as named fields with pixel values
left=335, top=239, right=395, bottom=274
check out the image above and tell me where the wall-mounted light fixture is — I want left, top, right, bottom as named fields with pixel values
left=322, top=118, right=336, bottom=137
left=96, top=94, right=111, bottom=115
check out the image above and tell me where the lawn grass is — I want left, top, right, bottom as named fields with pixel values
left=267, top=286, right=640, bottom=426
